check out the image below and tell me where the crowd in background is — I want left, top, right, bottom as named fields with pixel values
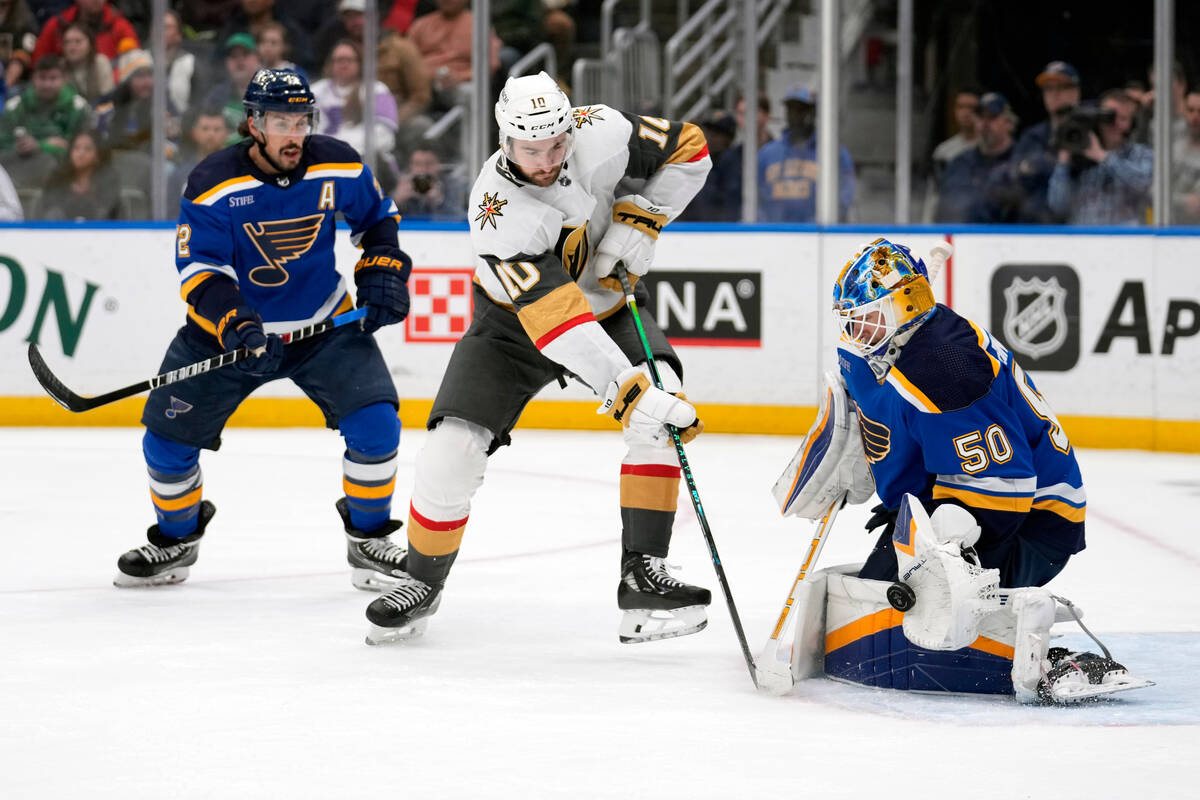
left=0, top=0, right=583, bottom=221
left=0, top=1, right=1196, bottom=226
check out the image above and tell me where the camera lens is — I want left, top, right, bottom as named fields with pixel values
left=412, top=174, right=433, bottom=194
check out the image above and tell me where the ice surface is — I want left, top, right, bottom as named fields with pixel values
left=1, top=428, right=1197, bottom=798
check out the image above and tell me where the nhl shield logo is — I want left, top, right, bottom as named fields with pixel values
left=1002, top=276, right=1068, bottom=360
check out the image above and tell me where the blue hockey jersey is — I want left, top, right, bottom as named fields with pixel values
left=175, top=135, right=399, bottom=342
left=839, top=304, right=1086, bottom=565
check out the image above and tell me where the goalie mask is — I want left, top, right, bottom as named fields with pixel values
left=832, top=238, right=936, bottom=357
left=495, top=71, right=575, bottom=180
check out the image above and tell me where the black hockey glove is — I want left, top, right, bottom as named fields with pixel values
left=863, top=502, right=899, bottom=534
left=354, top=247, right=412, bottom=334
left=219, top=307, right=285, bottom=376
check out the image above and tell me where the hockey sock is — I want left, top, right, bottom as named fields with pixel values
left=619, top=460, right=680, bottom=557
left=406, top=503, right=464, bottom=584
left=340, top=402, right=401, bottom=532
left=143, top=430, right=204, bottom=539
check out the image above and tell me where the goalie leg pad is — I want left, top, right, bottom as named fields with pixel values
left=893, top=496, right=1001, bottom=651
left=772, top=370, right=875, bottom=519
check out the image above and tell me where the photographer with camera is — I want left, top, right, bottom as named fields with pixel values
left=1012, top=61, right=1081, bottom=223
left=391, top=144, right=466, bottom=220
left=1047, top=89, right=1151, bottom=225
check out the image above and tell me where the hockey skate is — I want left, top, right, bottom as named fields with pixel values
left=1036, top=647, right=1155, bottom=704
left=114, top=501, right=216, bottom=588
left=336, top=498, right=408, bottom=591
left=617, top=550, right=711, bottom=643
left=364, top=576, right=443, bottom=645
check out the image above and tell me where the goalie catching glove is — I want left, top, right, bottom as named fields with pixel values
left=772, top=370, right=875, bottom=519
left=593, top=194, right=670, bottom=292
left=598, top=365, right=703, bottom=443
left=354, top=246, right=413, bottom=334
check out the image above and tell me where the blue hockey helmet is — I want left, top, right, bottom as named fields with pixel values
left=243, top=68, right=318, bottom=127
left=832, top=238, right=935, bottom=356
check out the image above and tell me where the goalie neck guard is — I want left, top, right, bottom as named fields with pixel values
left=833, top=238, right=935, bottom=358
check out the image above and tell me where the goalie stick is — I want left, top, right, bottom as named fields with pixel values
left=27, top=307, right=368, bottom=413
left=756, top=493, right=846, bottom=695
left=617, top=265, right=759, bottom=690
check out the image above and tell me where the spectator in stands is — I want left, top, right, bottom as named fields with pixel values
left=274, top=0, right=330, bottom=36
left=1012, top=60, right=1080, bottom=224
left=313, top=0, right=367, bottom=73
left=97, top=49, right=179, bottom=156
left=0, top=54, right=92, bottom=162
left=1047, top=89, right=1152, bottom=226
left=164, top=10, right=199, bottom=116
left=936, top=92, right=1023, bottom=224
left=176, top=0, right=240, bottom=38
left=0, top=158, right=23, bottom=219
left=32, top=0, right=139, bottom=65
left=32, top=128, right=123, bottom=219
left=1128, top=60, right=1188, bottom=147
left=378, top=29, right=431, bottom=134
left=218, top=0, right=314, bottom=75
left=921, top=87, right=979, bottom=221
left=1, top=0, right=39, bottom=89
left=408, top=0, right=500, bottom=111
left=677, top=108, right=739, bottom=222
left=494, top=0, right=575, bottom=79
left=391, top=143, right=465, bottom=220
left=312, top=39, right=400, bottom=187
left=1172, top=90, right=1200, bottom=224
left=201, top=32, right=261, bottom=142
left=735, top=92, right=773, bottom=150
left=255, top=21, right=306, bottom=81
left=168, top=106, right=230, bottom=199
left=757, top=85, right=854, bottom=222
left=60, top=21, right=113, bottom=104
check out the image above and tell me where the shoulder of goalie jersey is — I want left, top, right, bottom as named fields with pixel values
left=889, top=310, right=997, bottom=413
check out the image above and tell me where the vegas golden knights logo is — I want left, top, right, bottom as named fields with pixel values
left=856, top=409, right=891, bottom=464
left=242, top=214, right=324, bottom=287
left=556, top=223, right=590, bottom=281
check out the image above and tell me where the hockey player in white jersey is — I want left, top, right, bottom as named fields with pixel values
left=364, top=72, right=712, bottom=645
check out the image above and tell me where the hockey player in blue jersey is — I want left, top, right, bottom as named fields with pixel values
left=114, top=68, right=414, bottom=592
left=774, top=238, right=1150, bottom=702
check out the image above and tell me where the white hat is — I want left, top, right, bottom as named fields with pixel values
left=339, top=0, right=366, bottom=12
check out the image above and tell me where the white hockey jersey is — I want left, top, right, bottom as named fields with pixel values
left=466, top=104, right=710, bottom=392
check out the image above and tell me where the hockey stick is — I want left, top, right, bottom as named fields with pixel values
left=616, top=265, right=759, bottom=690
left=27, top=307, right=368, bottom=413
left=755, top=493, right=846, bottom=695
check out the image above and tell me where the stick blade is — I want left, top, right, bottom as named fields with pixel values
left=27, top=343, right=88, bottom=412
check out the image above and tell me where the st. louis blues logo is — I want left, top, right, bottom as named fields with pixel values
left=242, top=213, right=324, bottom=287
left=1002, top=276, right=1068, bottom=360
left=165, top=396, right=193, bottom=419
left=475, top=192, right=507, bottom=231
left=572, top=106, right=604, bottom=128
left=856, top=409, right=891, bottom=464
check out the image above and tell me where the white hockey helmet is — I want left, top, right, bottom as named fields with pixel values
left=495, top=71, right=573, bottom=143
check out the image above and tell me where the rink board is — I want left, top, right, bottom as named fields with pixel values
left=0, top=222, right=1197, bottom=451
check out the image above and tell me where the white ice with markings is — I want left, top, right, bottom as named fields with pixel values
left=2, top=428, right=1197, bottom=798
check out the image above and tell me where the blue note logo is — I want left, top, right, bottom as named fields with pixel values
left=165, top=396, right=193, bottom=419
left=242, top=213, right=324, bottom=288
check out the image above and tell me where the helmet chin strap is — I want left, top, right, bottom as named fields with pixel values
left=250, top=129, right=290, bottom=174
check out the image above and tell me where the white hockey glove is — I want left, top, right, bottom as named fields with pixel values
left=597, top=366, right=702, bottom=443
left=772, top=371, right=875, bottom=519
left=593, top=194, right=670, bottom=292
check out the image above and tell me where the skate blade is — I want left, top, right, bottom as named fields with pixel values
left=365, top=618, right=429, bottom=646
left=618, top=605, right=708, bottom=644
left=1049, top=675, right=1156, bottom=703
left=113, top=567, right=190, bottom=588
left=351, top=567, right=406, bottom=592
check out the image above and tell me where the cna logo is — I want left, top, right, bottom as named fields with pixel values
left=0, top=254, right=100, bottom=357
left=644, top=271, right=761, bottom=346
left=990, top=264, right=1080, bottom=371
left=406, top=268, right=474, bottom=343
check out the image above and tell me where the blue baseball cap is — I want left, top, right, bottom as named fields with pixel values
left=784, top=85, right=816, bottom=104
left=979, top=92, right=1012, bottom=116
left=1036, top=61, right=1080, bottom=87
